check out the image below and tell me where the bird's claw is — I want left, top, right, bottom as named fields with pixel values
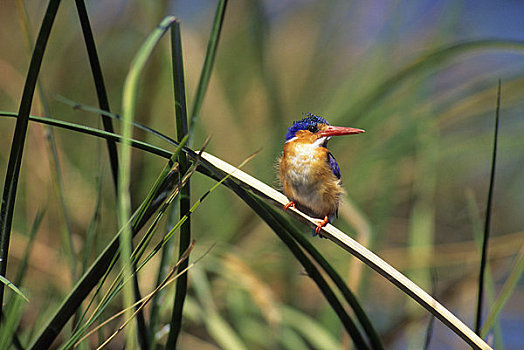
left=283, top=202, right=327, bottom=238
left=314, top=216, right=329, bottom=237
left=283, top=201, right=296, bottom=212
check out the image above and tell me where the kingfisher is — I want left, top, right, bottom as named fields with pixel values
left=279, top=114, right=365, bottom=236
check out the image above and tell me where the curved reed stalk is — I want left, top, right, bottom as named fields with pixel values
left=199, top=152, right=493, bottom=350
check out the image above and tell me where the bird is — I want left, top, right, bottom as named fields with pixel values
left=279, top=114, right=365, bottom=236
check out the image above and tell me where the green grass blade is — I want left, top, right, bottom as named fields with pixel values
left=0, top=292, right=25, bottom=350
left=74, top=0, right=120, bottom=190
left=282, top=306, right=341, bottom=350
left=475, top=80, right=501, bottom=334
left=132, top=144, right=205, bottom=273
left=0, top=111, right=173, bottom=158
left=14, top=209, right=45, bottom=287
left=481, top=246, right=524, bottom=336
left=167, top=20, right=192, bottom=349
left=189, top=0, right=228, bottom=143
left=466, top=190, right=504, bottom=348
left=148, top=212, right=176, bottom=348
left=422, top=271, right=437, bottom=350
left=407, top=117, right=438, bottom=347
left=192, top=268, right=249, bottom=350
left=47, top=130, right=78, bottom=282
left=16, top=0, right=78, bottom=284
left=0, top=0, right=61, bottom=319
left=56, top=96, right=181, bottom=147
left=0, top=275, right=28, bottom=303
left=119, top=15, right=177, bottom=349
left=81, top=173, right=104, bottom=274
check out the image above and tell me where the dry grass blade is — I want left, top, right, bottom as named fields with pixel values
left=76, top=241, right=197, bottom=349
left=199, top=152, right=493, bottom=350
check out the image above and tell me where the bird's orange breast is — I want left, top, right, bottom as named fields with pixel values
left=279, top=139, right=343, bottom=219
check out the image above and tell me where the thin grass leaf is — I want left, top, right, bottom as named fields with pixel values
left=123, top=150, right=256, bottom=349
left=74, top=0, right=120, bottom=190
left=16, top=0, right=78, bottom=283
left=0, top=276, right=28, bottom=303
left=475, top=80, right=501, bottom=334
left=466, top=189, right=504, bottom=348
left=148, top=210, right=176, bottom=348
left=47, top=128, right=78, bottom=282
left=55, top=95, right=181, bottom=148
left=131, top=142, right=207, bottom=275
left=407, top=117, right=438, bottom=347
left=89, top=152, right=250, bottom=343
left=0, top=292, right=25, bottom=350
left=192, top=268, right=249, bottom=350
left=0, top=0, right=61, bottom=318
left=189, top=0, right=228, bottom=144
left=481, top=244, right=524, bottom=337
left=422, top=269, right=438, bottom=350
left=14, top=209, right=45, bottom=287
left=81, top=173, right=104, bottom=273
left=0, top=111, right=173, bottom=158
left=167, top=20, right=192, bottom=349
left=145, top=149, right=259, bottom=259
left=138, top=150, right=257, bottom=348
left=75, top=147, right=218, bottom=338
left=77, top=242, right=196, bottom=349
left=281, top=306, right=341, bottom=350
left=116, top=16, right=178, bottom=349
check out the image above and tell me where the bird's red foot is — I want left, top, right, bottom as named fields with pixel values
left=314, top=216, right=329, bottom=237
left=283, top=201, right=296, bottom=212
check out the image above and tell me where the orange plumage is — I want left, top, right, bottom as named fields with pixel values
left=278, top=115, right=364, bottom=235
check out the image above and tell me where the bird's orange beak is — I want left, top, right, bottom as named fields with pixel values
left=318, top=125, right=365, bottom=137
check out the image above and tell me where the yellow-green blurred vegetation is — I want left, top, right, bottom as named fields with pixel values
left=1, top=0, right=524, bottom=349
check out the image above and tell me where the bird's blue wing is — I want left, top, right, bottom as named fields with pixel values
left=327, top=152, right=341, bottom=179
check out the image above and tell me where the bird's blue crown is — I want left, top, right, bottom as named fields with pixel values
left=285, top=113, right=329, bottom=141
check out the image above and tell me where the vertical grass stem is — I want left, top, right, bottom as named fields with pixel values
left=166, top=21, right=191, bottom=349
left=0, top=0, right=62, bottom=321
left=474, top=80, right=501, bottom=334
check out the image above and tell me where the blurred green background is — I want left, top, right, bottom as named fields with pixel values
left=1, top=0, right=523, bottom=349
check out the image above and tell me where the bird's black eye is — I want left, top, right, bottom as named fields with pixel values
left=308, top=124, right=318, bottom=133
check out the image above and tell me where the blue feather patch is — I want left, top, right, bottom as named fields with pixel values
left=327, top=152, right=341, bottom=179
left=285, top=114, right=329, bottom=141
